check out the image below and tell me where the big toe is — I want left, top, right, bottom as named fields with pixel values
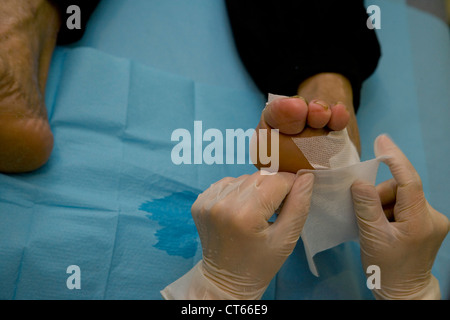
left=263, top=96, right=309, bottom=135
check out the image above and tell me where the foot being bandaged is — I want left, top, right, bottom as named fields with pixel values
left=268, top=94, right=385, bottom=276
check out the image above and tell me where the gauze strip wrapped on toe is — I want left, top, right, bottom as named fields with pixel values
left=293, top=130, right=360, bottom=169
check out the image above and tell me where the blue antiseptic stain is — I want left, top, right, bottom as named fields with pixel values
left=139, top=190, right=200, bottom=259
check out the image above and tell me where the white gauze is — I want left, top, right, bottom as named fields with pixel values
left=268, top=94, right=385, bottom=276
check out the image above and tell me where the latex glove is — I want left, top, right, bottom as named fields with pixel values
left=161, top=171, right=314, bottom=300
left=351, top=135, right=449, bottom=300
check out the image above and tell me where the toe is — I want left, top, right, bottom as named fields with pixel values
left=307, top=100, right=332, bottom=129
left=263, top=97, right=308, bottom=135
left=328, top=102, right=350, bottom=131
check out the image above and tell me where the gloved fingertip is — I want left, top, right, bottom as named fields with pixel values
left=374, top=134, right=393, bottom=158
left=351, top=180, right=384, bottom=223
left=297, top=171, right=314, bottom=183
left=351, top=180, right=377, bottom=200
left=296, top=172, right=315, bottom=195
left=273, top=173, right=314, bottom=236
left=351, top=179, right=369, bottom=190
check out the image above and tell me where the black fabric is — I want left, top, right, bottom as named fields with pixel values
left=51, top=0, right=381, bottom=111
left=225, top=0, right=382, bottom=112
left=50, top=0, right=101, bottom=45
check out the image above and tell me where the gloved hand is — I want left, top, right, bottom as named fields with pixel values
left=161, top=171, right=314, bottom=300
left=351, top=135, right=449, bottom=300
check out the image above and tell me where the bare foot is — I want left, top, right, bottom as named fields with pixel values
left=254, top=73, right=360, bottom=173
left=297, top=73, right=360, bottom=153
left=0, top=0, right=61, bottom=173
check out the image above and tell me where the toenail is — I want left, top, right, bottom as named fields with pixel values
left=333, top=101, right=349, bottom=111
left=312, top=100, right=329, bottom=110
left=291, top=95, right=307, bottom=103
